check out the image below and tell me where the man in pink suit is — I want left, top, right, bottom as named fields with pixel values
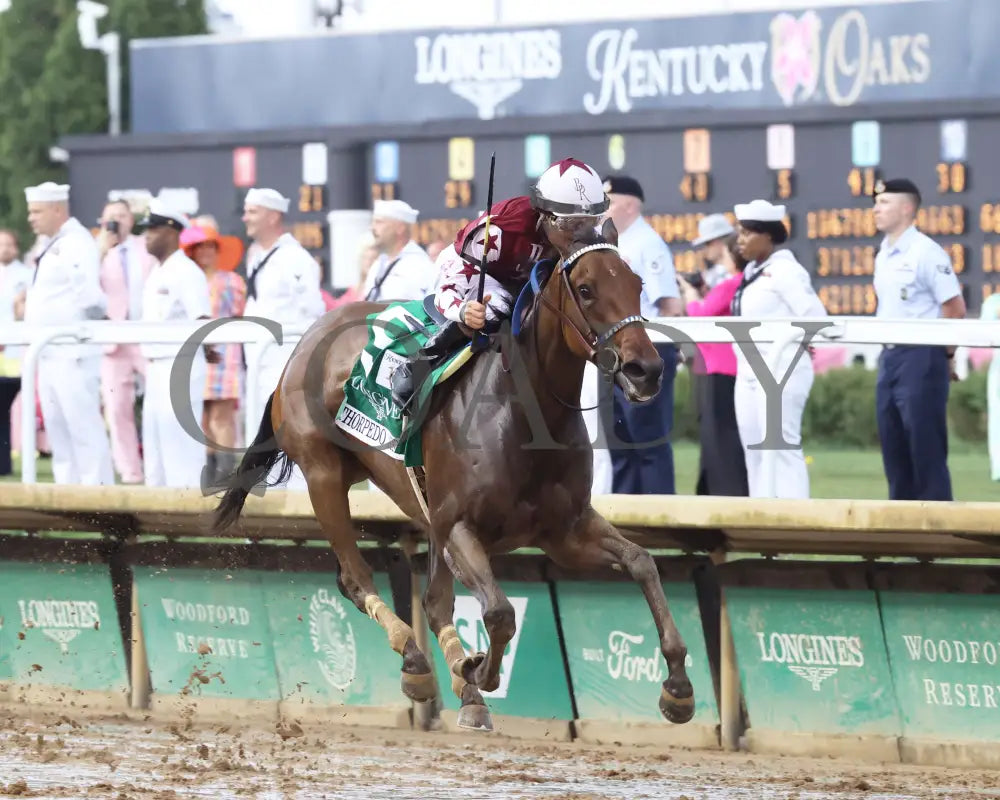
left=98, top=199, right=155, bottom=483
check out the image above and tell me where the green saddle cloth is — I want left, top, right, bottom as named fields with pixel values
left=334, top=300, right=472, bottom=467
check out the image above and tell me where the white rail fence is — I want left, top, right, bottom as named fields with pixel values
left=1, top=316, right=998, bottom=495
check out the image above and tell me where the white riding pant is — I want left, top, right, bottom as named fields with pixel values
left=580, top=361, right=613, bottom=495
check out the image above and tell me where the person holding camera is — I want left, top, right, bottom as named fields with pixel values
left=677, top=230, right=749, bottom=497
left=98, top=199, right=156, bottom=484
left=690, top=213, right=737, bottom=291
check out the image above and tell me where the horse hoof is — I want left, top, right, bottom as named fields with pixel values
left=457, top=653, right=486, bottom=684
left=659, top=686, right=695, bottom=724
left=401, top=670, right=438, bottom=703
left=413, top=699, right=444, bottom=732
left=457, top=703, right=493, bottom=732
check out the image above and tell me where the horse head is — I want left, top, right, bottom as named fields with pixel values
left=534, top=217, right=663, bottom=403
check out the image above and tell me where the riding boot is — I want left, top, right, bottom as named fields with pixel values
left=391, top=321, right=470, bottom=413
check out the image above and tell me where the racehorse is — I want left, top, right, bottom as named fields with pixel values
left=212, top=218, right=695, bottom=731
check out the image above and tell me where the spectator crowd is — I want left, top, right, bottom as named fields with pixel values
left=0, top=170, right=977, bottom=503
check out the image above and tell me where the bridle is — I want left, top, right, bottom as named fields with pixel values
left=529, top=241, right=645, bottom=410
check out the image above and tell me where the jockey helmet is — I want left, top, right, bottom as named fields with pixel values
left=529, top=158, right=609, bottom=218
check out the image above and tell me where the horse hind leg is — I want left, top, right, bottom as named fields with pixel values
left=422, top=540, right=493, bottom=732
left=542, top=511, right=695, bottom=725
left=303, top=444, right=438, bottom=705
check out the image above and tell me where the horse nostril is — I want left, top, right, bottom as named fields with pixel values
left=622, top=358, right=662, bottom=384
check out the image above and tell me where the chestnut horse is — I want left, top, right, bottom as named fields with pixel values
left=212, top=219, right=694, bottom=731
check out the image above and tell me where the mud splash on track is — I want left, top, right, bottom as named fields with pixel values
left=0, top=708, right=996, bottom=799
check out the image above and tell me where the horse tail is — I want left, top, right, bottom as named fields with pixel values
left=212, top=392, right=294, bottom=534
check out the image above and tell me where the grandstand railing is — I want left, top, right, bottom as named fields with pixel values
left=2, top=316, right=998, bottom=492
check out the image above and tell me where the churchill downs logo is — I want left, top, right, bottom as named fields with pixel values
left=414, top=29, right=562, bottom=119
left=756, top=631, right=865, bottom=690
left=309, top=589, right=357, bottom=692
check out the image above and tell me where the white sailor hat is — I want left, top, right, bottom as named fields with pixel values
left=244, top=187, right=290, bottom=214
left=25, top=182, right=70, bottom=203
left=138, top=197, right=189, bottom=232
left=692, top=213, right=735, bottom=246
left=734, top=199, right=786, bottom=223
left=372, top=199, right=419, bottom=224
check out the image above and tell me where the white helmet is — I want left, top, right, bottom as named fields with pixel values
left=529, top=158, right=609, bottom=217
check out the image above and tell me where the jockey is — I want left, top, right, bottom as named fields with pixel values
left=391, top=157, right=609, bottom=412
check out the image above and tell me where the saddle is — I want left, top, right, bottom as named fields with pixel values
left=333, top=297, right=474, bottom=467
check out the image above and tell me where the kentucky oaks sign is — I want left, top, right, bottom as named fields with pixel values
left=130, top=0, right=985, bottom=133
left=581, top=8, right=931, bottom=116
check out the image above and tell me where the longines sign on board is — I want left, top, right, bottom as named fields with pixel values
left=131, top=0, right=998, bottom=133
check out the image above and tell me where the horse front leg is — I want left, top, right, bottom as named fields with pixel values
left=422, top=540, right=493, bottom=731
left=542, top=510, right=695, bottom=724
left=439, top=521, right=514, bottom=696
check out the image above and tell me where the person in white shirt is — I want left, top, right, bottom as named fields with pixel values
left=139, top=198, right=213, bottom=488
left=22, top=181, right=114, bottom=485
left=242, top=187, right=325, bottom=490
left=0, top=229, right=33, bottom=476
left=362, top=199, right=436, bottom=302
left=730, top=199, right=827, bottom=499
left=603, top=175, right=682, bottom=496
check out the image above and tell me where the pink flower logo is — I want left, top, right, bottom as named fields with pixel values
left=770, top=11, right=822, bottom=106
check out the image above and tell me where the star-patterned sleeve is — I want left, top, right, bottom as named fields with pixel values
left=434, top=255, right=482, bottom=323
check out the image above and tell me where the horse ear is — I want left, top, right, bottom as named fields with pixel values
left=601, top=217, right=619, bottom=246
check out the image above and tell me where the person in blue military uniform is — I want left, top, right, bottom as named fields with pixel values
left=872, top=178, right=966, bottom=501
left=603, top=175, right=682, bottom=495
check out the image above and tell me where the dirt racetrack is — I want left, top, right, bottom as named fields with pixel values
left=0, top=707, right=997, bottom=799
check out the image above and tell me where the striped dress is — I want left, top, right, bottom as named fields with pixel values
left=205, top=270, right=247, bottom=401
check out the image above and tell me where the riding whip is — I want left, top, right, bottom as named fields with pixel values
left=475, top=151, right=496, bottom=306
left=471, top=152, right=496, bottom=351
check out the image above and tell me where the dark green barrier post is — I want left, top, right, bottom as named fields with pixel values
left=555, top=563, right=719, bottom=747
left=720, top=560, right=902, bottom=761
left=132, top=567, right=281, bottom=708
left=876, top=564, right=1000, bottom=767
left=0, top=561, right=128, bottom=704
left=255, top=570, right=411, bottom=726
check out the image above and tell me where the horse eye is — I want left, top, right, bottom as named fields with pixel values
left=578, top=284, right=593, bottom=300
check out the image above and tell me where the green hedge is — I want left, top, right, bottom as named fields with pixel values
left=671, top=363, right=990, bottom=447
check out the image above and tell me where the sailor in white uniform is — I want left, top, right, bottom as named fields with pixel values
left=139, top=198, right=213, bottom=488
left=730, top=199, right=827, bottom=499
left=242, top=187, right=326, bottom=490
left=22, top=181, right=114, bottom=485
left=362, top=199, right=436, bottom=302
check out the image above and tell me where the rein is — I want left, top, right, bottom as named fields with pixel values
left=527, top=242, right=645, bottom=411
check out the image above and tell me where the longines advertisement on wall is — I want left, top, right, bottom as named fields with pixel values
left=131, top=0, right=998, bottom=134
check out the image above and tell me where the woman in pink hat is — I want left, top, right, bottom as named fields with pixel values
left=181, top=224, right=247, bottom=484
